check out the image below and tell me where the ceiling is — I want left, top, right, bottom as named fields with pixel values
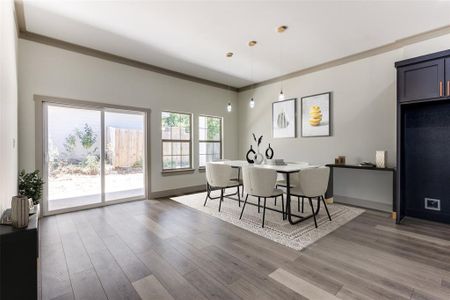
left=22, top=0, right=450, bottom=88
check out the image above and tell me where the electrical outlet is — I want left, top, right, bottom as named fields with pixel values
left=424, top=198, right=440, bottom=211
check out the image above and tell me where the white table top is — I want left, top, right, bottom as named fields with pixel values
left=211, top=160, right=318, bottom=173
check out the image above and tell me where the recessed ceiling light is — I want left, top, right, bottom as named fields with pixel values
left=277, top=25, right=288, bottom=33
left=226, top=52, right=233, bottom=57
left=248, top=40, right=257, bottom=47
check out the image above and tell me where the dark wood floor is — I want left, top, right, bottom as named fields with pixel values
left=39, top=198, right=450, bottom=300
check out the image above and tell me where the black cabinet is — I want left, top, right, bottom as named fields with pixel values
left=396, top=49, right=450, bottom=224
left=397, top=58, right=445, bottom=102
left=0, top=212, right=39, bottom=300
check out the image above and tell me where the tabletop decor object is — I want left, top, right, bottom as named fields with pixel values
left=18, top=169, right=44, bottom=205
left=265, top=143, right=274, bottom=159
left=301, top=92, right=331, bottom=137
left=273, top=98, right=297, bottom=138
left=11, top=195, right=30, bottom=228
left=246, top=145, right=256, bottom=164
left=376, top=151, right=387, bottom=168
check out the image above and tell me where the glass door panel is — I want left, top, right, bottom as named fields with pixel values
left=46, top=105, right=102, bottom=211
left=104, top=111, right=145, bottom=201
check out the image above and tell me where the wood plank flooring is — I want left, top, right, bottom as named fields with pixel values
left=39, top=198, right=450, bottom=300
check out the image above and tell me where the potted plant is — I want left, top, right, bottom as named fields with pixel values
left=18, top=169, right=44, bottom=206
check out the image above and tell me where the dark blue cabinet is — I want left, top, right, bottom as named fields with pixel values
left=396, top=49, right=450, bottom=224
left=397, top=58, right=445, bottom=102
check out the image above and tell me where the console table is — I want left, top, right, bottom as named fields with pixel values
left=325, top=164, right=396, bottom=217
left=0, top=209, right=39, bottom=300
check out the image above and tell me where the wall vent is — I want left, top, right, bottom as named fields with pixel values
left=424, top=198, right=441, bottom=211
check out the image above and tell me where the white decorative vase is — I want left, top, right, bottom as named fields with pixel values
left=376, top=151, right=387, bottom=168
left=254, top=147, right=264, bottom=165
left=11, top=195, right=30, bottom=228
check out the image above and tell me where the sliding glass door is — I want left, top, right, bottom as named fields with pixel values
left=44, top=102, right=147, bottom=214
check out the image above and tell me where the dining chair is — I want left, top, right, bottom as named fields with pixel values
left=290, top=166, right=331, bottom=228
left=240, top=167, right=284, bottom=227
left=276, top=161, right=309, bottom=212
left=204, top=163, right=240, bottom=211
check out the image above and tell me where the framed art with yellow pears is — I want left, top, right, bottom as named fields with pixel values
left=301, top=92, right=331, bottom=137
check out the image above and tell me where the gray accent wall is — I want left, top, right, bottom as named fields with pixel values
left=237, top=34, right=450, bottom=211
left=18, top=39, right=238, bottom=194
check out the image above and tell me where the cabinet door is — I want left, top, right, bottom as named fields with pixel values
left=398, top=58, right=445, bottom=102
left=446, top=58, right=450, bottom=97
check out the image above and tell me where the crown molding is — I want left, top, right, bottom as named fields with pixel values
left=238, top=24, right=450, bottom=92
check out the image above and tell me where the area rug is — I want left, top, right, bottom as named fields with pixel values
left=171, top=189, right=365, bottom=251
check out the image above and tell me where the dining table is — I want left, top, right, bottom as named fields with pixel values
left=210, top=160, right=322, bottom=225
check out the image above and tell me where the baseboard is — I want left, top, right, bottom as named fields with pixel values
left=150, top=184, right=206, bottom=199
left=333, top=195, right=391, bottom=212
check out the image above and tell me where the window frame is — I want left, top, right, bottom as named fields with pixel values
left=198, top=114, right=223, bottom=169
left=161, top=111, right=194, bottom=172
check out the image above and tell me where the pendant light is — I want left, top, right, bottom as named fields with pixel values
left=249, top=97, right=255, bottom=108
left=277, top=26, right=288, bottom=101
left=225, top=52, right=233, bottom=112
left=248, top=40, right=257, bottom=108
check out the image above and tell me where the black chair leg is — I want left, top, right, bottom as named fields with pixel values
left=302, top=197, right=304, bottom=213
left=308, top=197, right=318, bottom=228
left=218, top=189, right=224, bottom=212
left=258, top=197, right=261, bottom=213
left=203, top=183, right=209, bottom=206
left=262, top=197, right=267, bottom=228
left=275, top=197, right=277, bottom=206
left=321, top=196, right=332, bottom=221
left=242, top=184, right=244, bottom=197
left=239, top=194, right=249, bottom=220
left=237, top=186, right=241, bottom=207
left=281, top=194, right=285, bottom=220
left=297, top=196, right=300, bottom=212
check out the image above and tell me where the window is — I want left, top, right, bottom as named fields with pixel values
left=199, top=115, right=222, bottom=168
left=161, top=111, right=192, bottom=171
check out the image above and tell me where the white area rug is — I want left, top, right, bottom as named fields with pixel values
left=171, top=189, right=365, bottom=251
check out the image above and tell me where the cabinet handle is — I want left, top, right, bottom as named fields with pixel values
left=440, top=81, right=443, bottom=97
left=447, top=80, right=450, bottom=96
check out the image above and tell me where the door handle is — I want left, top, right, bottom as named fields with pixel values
left=440, top=81, right=443, bottom=97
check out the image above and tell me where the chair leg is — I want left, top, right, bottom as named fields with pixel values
left=321, top=196, right=332, bottom=221
left=301, top=197, right=304, bottom=213
left=242, top=184, right=244, bottom=197
left=203, top=183, right=209, bottom=206
left=237, top=186, right=241, bottom=207
left=297, top=196, right=300, bottom=212
left=218, top=189, right=224, bottom=212
left=239, top=194, right=249, bottom=220
left=281, top=194, right=285, bottom=220
left=262, top=197, right=267, bottom=228
left=258, top=197, right=261, bottom=213
left=308, top=197, right=318, bottom=228
left=275, top=197, right=277, bottom=206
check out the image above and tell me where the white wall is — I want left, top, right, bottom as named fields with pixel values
left=18, top=39, right=238, bottom=194
left=0, top=0, right=19, bottom=214
left=237, top=34, right=450, bottom=211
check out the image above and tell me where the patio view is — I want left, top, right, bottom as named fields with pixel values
left=46, top=105, right=145, bottom=211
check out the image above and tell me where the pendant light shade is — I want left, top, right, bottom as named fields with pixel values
left=227, top=102, right=232, bottom=112
left=278, top=90, right=285, bottom=101
left=249, top=97, right=255, bottom=108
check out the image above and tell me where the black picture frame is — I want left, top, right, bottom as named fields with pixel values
left=272, top=98, right=297, bottom=138
left=301, top=92, right=332, bottom=137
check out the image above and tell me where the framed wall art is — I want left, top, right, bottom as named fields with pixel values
left=301, top=92, right=331, bottom=137
left=272, top=98, right=297, bottom=138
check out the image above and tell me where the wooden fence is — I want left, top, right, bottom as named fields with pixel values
left=106, top=127, right=144, bottom=168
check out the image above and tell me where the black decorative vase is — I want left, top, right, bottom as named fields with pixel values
left=265, top=143, right=274, bottom=159
left=246, top=145, right=256, bottom=164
